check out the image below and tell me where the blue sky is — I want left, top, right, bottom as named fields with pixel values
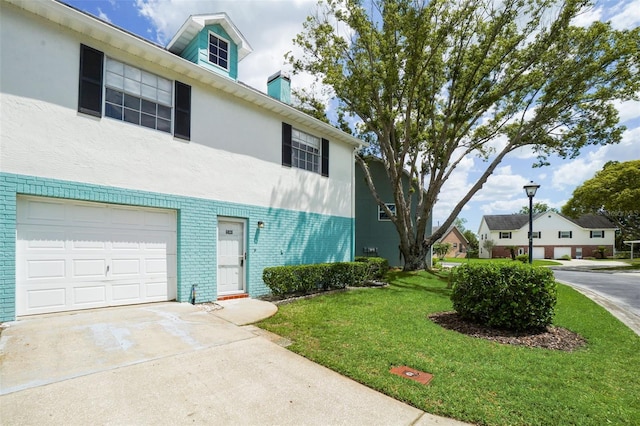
left=64, top=0, right=640, bottom=233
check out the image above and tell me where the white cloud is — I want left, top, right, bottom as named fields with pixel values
left=609, top=0, right=640, bottom=29
left=571, top=5, right=603, bottom=27
left=551, top=125, right=640, bottom=190
left=614, top=99, right=640, bottom=124
left=97, top=7, right=112, bottom=23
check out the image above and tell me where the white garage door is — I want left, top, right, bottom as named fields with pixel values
left=16, top=196, right=177, bottom=316
left=554, top=247, right=572, bottom=259
left=532, top=247, right=545, bottom=259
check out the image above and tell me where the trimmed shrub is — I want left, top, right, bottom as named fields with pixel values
left=515, top=254, right=529, bottom=263
left=263, top=261, right=369, bottom=297
left=354, top=256, right=389, bottom=280
left=450, top=263, right=557, bottom=331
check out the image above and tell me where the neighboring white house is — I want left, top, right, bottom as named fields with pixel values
left=478, top=212, right=616, bottom=259
left=0, top=0, right=364, bottom=321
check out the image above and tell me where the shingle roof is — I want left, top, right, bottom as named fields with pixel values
left=571, top=214, right=617, bottom=229
left=483, top=215, right=530, bottom=230
left=482, top=213, right=616, bottom=230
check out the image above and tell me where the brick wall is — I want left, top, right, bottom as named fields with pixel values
left=0, top=173, right=353, bottom=321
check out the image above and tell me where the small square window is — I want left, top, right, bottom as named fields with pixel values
left=378, top=204, right=396, bottom=221
left=499, top=232, right=512, bottom=239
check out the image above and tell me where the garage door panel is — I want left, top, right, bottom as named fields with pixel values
left=111, top=258, right=141, bottom=276
left=72, top=259, right=107, bottom=278
left=19, top=199, right=66, bottom=224
left=111, top=282, right=141, bottom=302
left=17, top=196, right=177, bottom=316
left=111, top=207, right=144, bottom=227
left=70, top=232, right=108, bottom=250
left=72, top=204, right=108, bottom=225
left=21, top=229, right=66, bottom=249
left=73, top=285, right=107, bottom=305
left=27, top=287, right=67, bottom=310
left=26, top=259, right=66, bottom=279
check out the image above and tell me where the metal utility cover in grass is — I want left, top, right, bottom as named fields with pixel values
left=389, top=366, right=433, bottom=385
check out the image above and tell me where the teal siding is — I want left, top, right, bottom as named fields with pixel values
left=0, top=173, right=352, bottom=321
left=189, top=26, right=239, bottom=80
left=180, top=36, right=200, bottom=64
left=355, top=161, right=431, bottom=267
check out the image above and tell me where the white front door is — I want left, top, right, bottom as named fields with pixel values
left=217, top=219, right=245, bottom=295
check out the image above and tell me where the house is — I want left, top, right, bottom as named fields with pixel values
left=355, top=158, right=432, bottom=267
left=477, top=212, right=616, bottom=259
left=0, top=0, right=364, bottom=321
left=432, top=226, right=469, bottom=258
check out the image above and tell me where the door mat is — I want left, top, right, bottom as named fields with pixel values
left=389, top=366, right=433, bottom=385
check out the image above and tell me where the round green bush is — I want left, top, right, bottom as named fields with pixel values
left=450, top=263, right=557, bottom=331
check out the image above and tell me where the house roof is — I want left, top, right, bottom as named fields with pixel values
left=483, top=214, right=531, bottom=230
left=166, top=13, right=253, bottom=61
left=10, top=0, right=365, bottom=149
left=482, top=213, right=616, bottom=231
left=432, top=225, right=469, bottom=244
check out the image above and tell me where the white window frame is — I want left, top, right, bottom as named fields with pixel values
left=532, top=231, right=541, bottom=238
left=378, top=203, right=396, bottom=221
left=559, top=231, right=572, bottom=239
left=291, top=128, right=321, bottom=173
left=208, top=31, right=230, bottom=71
left=590, top=230, right=604, bottom=238
left=499, top=231, right=512, bottom=239
left=104, top=57, right=173, bottom=133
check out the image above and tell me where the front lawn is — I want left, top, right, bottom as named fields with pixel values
left=258, top=270, right=640, bottom=425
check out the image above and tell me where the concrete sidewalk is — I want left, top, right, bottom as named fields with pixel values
left=0, top=301, right=469, bottom=425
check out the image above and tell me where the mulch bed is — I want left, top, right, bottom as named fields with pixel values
left=429, top=312, right=587, bottom=351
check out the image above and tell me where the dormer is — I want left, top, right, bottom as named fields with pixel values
left=166, top=13, right=252, bottom=80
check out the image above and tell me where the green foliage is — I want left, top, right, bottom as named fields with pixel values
left=563, top=160, right=640, bottom=243
left=462, top=229, right=478, bottom=251
left=290, top=0, right=639, bottom=271
left=354, top=256, right=389, bottom=280
left=263, top=262, right=370, bottom=297
left=433, top=242, right=453, bottom=259
left=518, top=202, right=558, bottom=215
left=560, top=254, right=572, bottom=261
left=515, top=254, right=529, bottom=263
left=450, top=263, right=557, bottom=331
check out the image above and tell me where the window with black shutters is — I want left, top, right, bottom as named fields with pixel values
left=174, top=81, right=191, bottom=140
left=282, top=123, right=328, bottom=176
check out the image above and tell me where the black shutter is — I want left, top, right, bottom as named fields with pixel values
left=590, top=231, right=593, bottom=238
left=282, top=123, right=292, bottom=167
left=321, top=138, right=329, bottom=177
left=569, top=231, right=573, bottom=238
left=78, top=44, right=103, bottom=117
left=174, top=81, right=191, bottom=140
left=558, top=231, right=561, bottom=238
left=601, top=230, right=605, bottom=237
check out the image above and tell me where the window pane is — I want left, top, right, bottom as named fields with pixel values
left=141, top=71, right=156, bottom=86
left=106, top=71, right=124, bottom=90
left=157, top=89, right=171, bottom=106
left=157, top=104, right=171, bottom=119
left=105, top=104, right=122, bottom=120
left=105, top=88, right=123, bottom=105
left=157, top=77, right=172, bottom=92
left=124, top=64, right=141, bottom=81
left=124, top=93, right=140, bottom=110
left=106, top=58, right=123, bottom=75
left=141, top=113, right=156, bottom=129
left=141, top=99, right=156, bottom=115
left=124, top=108, right=140, bottom=124
left=157, top=118, right=171, bottom=133
left=124, top=77, right=141, bottom=96
left=141, top=84, right=157, bottom=101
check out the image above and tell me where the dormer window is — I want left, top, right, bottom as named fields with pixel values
left=209, top=33, right=229, bottom=70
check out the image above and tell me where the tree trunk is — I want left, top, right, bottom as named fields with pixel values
left=400, top=241, right=431, bottom=271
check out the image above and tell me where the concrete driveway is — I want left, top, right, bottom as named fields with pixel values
left=0, top=301, right=467, bottom=425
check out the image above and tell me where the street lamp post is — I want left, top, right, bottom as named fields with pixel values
left=523, top=181, right=540, bottom=264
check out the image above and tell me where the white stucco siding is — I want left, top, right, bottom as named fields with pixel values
left=0, top=4, right=354, bottom=218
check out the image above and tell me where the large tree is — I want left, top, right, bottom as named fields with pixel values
left=517, top=202, right=558, bottom=215
left=562, top=160, right=640, bottom=245
left=290, top=0, right=639, bottom=270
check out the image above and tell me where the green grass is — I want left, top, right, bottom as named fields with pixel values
left=441, top=257, right=561, bottom=266
left=258, top=271, right=640, bottom=425
left=595, top=259, right=640, bottom=271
